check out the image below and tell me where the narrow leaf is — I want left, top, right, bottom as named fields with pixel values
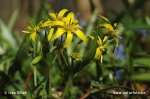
left=134, top=58, right=150, bottom=69
left=131, top=73, right=150, bottom=82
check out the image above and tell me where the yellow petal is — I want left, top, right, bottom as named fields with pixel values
left=41, top=20, right=51, bottom=27
left=30, top=32, right=36, bottom=42
left=114, top=23, right=117, bottom=27
left=27, top=26, right=32, bottom=30
left=72, top=24, right=82, bottom=29
left=100, top=23, right=114, bottom=31
left=58, top=9, right=68, bottom=18
left=100, top=55, right=103, bottom=63
left=75, top=55, right=82, bottom=61
left=51, top=21, right=64, bottom=26
left=95, top=48, right=102, bottom=59
left=22, top=31, right=30, bottom=33
left=103, top=36, right=108, bottom=43
left=49, top=13, right=57, bottom=20
left=67, top=12, right=74, bottom=20
left=75, top=30, right=87, bottom=41
left=97, top=36, right=102, bottom=46
left=37, top=21, right=44, bottom=27
left=48, top=28, right=54, bottom=41
left=63, top=32, right=73, bottom=48
left=73, top=19, right=79, bottom=23
left=51, top=29, right=65, bottom=41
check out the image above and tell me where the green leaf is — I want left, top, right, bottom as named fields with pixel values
left=32, top=55, right=42, bottom=65
left=8, top=9, right=19, bottom=31
left=0, top=19, right=17, bottom=49
left=86, top=9, right=98, bottom=35
left=73, top=31, right=98, bottom=74
left=134, top=58, right=150, bottom=69
left=131, top=73, right=150, bottom=82
left=8, top=35, right=30, bottom=76
left=125, top=23, right=150, bottom=31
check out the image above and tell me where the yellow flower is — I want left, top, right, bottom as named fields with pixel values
left=95, top=36, right=109, bottom=63
left=38, top=9, right=87, bottom=47
left=74, top=55, right=82, bottom=61
left=50, top=9, right=68, bottom=21
left=40, top=9, right=69, bottom=41
left=71, top=53, right=82, bottom=61
left=50, top=11, right=87, bottom=48
left=23, top=22, right=42, bottom=42
left=99, top=15, right=122, bottom=47
left=100, top=23, right=117, bottom=31
left=99, top=15, right=117, bottom=31
left=41, top=9, right=68, bottom=27
left=100, top=22, right=120, bottom=47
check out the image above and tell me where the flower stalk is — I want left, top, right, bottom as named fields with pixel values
left=62, top=74, right=73, bottom=99
left=33, top=66, right=37, bottom=86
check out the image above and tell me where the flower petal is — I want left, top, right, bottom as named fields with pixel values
left=22, top=31, right=30, bottom=33
left=100, top=55, right=103, bottom=63
left=40, top=20, right=52, bottom=27
left=51, top=21, right=64, bottom=26
left=72, top=24, right=82, bottom=29
left=41, top=20, right=51, bottom=27
left=100, top=23, right=114, bottom=31
left=75, top=30, right=87, bottom=41
left=67, top=12, right=74, bottom=20
left=49, top=13, right=57, bottom=20
left=114, top=23, right=117, bottom=27
left=48, top=28, right=54, bottom=41
left=51, top=29, right=65, bottom=41
left=30, top=32, right=36, bottom=42
left=95, top=48, right=102, bottom=59
left=58, top=9, right=68, bottom=18
left=63, top=31, right=73, bottom=48
left=27, top=26, right=32, bottom=30
left=103, top=36, right=108, bottom=43
left=97, top=36, right=102, bottom=46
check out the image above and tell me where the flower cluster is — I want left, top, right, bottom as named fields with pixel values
left=99, top=15, right=122, bottom=48
left=22, top=22, right=42, bottom=42
left=95, top=36, right=109, bottom=63
left=23, top=9, right=122, bottom=64
left=23, top=9, right=87, bottom=48
left=94, top=16, right=122, bottom=63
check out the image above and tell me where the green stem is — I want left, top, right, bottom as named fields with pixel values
left=33, top=39, right=37, bottom=87
left=49, top=59, right=52, bottom=94
left=34, top=66, right=37, bottom=86
left=60, top=49, right=69, bottom=67
left=62, top=75, right=73, bottom=99
left=96, top=61, right=103, bottom=80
